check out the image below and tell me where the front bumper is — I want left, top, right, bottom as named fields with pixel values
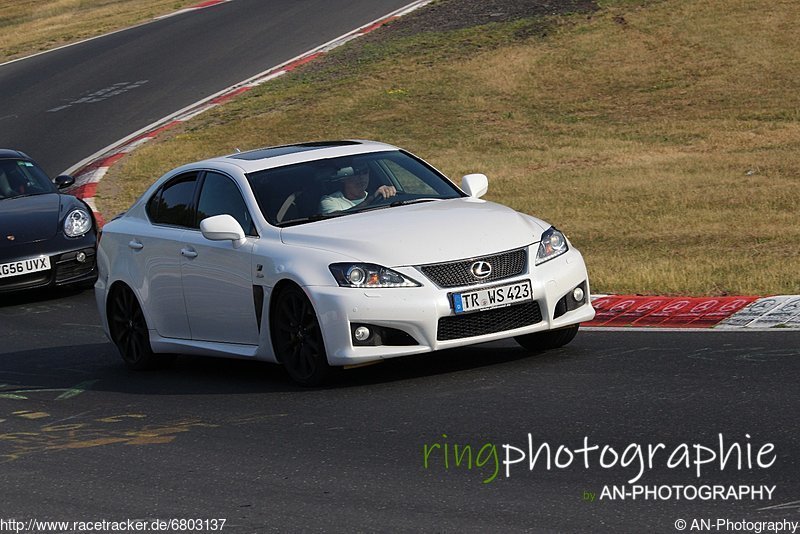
left=0, top=234, right=97, bottom=293
left=308, top=246, right=595, bottom=366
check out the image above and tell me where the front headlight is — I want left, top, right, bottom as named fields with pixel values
left=64, top=208, right=92, bottom=237
left=330, top=263, right=421, bottom=288
left=535, top=227, right=569, bottom=265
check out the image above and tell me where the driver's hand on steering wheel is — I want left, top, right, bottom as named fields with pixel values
left=372, top=185, right=397, bottom=200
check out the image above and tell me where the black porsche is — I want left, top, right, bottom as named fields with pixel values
left=0, top=149, right=97, bottom=293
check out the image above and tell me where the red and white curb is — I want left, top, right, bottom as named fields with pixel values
left=588, top=295, right=800, bottom=330
left=64, top=0, right=433, bottom=226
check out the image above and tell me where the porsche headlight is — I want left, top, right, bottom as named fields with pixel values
left=535, top=227, right=568, bottom=265
left=64, top=208, right=92, bottom=237
left=330, top=263, right=421, bottom=288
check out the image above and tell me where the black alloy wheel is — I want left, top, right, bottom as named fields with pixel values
left=271, top=285, right=331, bottom=387
left=515, top=324, right=580, bottom=352
left=108, top=286, right=159, bottom=370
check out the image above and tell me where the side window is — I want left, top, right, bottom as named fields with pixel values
left=382, top=159, right=439, bottom=195
left=196, top=171, right=256, bottom=236
left=147, top=173, right=198, bottom=227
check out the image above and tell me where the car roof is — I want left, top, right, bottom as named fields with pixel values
left=194, top=139, right=401, bottom=174
left=0, top=149, right=32, bottom=160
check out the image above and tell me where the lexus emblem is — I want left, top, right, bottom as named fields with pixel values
left=470, top=261, right=492, bottom=279
left=6, top=235, right=14, bottom=241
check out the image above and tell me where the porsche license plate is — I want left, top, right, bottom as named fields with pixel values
left=452, top=280, right=532, bottom=314
left=0, top=256, right=51, bottom=279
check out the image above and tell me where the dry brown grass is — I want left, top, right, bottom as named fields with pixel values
left=0, top=1, right=198, bottom=61
left=99, top=0, right=800, bottom=295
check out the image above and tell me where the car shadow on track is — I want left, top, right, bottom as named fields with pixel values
left=332, top=343, right=569, bottom=388
left=0, top=286, right=90, bottom=308
left=0, top=339, right=569, bottom=396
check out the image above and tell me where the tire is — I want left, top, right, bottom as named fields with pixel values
left=270, top=285, right=332, bottom=387
left=107, top=286, right=161, bottom=370
left=515, top=324, right=579, bottom=352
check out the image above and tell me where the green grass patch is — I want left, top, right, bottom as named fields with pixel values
left=98, top=0, right=800, bottom=296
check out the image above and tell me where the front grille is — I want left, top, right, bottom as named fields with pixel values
left=437, top=301, right=542, bottom=341
left=419, top=248, right=527, bottom=288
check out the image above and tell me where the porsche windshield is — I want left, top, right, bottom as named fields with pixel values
left=0, top=158, right=57, bottom=200
left=247, top=150, right=464, bottom=227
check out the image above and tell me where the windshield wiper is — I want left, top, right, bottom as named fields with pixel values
left=278, top=212, right=348, bottom=227
left=389, top=197, right=445, bottom=207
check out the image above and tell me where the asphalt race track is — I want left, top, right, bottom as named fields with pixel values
left=1, top=2, right=798, bottom=532
left=0, top=0, right=416, bottom=176
left=1, top=290, right=799, bottom=532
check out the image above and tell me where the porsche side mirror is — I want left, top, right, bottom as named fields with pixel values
left=200, top=214, right=246, bottom=247
left=54, top=175, right=75, bottom=189
left=461, top=173, right=488, bottom=198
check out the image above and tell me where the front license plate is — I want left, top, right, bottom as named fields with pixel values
left=452, top=280, right=533, bottom=314
left=0, top=256, right=51, bottom=279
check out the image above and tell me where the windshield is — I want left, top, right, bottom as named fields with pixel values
left=0, top=158, right=57, bottom=200
left=247, top=150, right=464, bottom=227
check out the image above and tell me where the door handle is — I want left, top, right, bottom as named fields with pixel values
left=128, top=240, right=144, bottom=250
left=180, top=248, right=198, bottom=258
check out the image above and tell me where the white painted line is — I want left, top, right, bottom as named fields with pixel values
left=757, top=499, right=800, bottom=511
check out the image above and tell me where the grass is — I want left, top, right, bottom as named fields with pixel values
left=0, top=0, right=199, bottom=62
left=97, top=0, right=800, bottom=296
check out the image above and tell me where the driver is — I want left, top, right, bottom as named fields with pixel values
left=0, top=170, right=12, bottom=197
left=319, top=164, right=396, bottom=214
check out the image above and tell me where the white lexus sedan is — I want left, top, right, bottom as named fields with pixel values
left=96, top=140, right=594, bottom=385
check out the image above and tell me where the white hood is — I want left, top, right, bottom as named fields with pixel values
left=280, top=198, right=547, bottom=266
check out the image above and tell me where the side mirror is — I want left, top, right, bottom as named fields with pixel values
left=461, top=173, right=488, bottom=198
left=54, top=175, right=75, bottom=189
left=200, top=214, right=246, bottom=247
